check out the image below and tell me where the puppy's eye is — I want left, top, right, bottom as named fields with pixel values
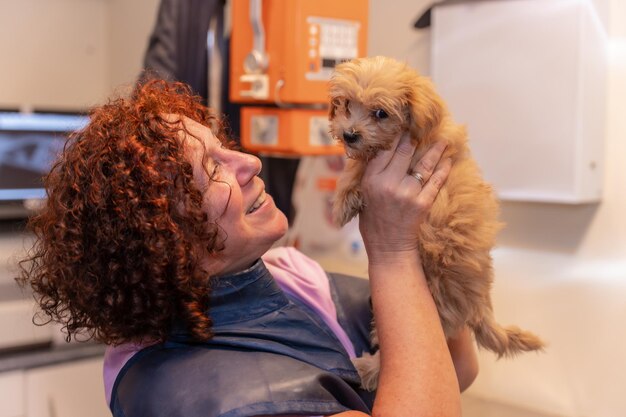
left=373, top=109, right=388, bottom=119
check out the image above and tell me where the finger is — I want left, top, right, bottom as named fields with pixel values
left=364, top=132, right=413, bottom=177
left=411, top=141, right=448, bottom=183
left=383, top=132, right=418, bottom=179
left=417, top=157, right=452, bottom=206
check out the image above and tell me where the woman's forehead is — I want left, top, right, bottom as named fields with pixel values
left=179, top=116, right=218, bottom=146
left=163, top=115, right=219, bottom=157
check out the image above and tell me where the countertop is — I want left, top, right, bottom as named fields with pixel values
left=0, top=342, right=106, bottom=373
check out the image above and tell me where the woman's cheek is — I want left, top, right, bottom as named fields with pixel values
left=204, top=182, right=232, bottom=220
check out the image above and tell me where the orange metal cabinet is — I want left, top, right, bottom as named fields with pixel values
left=230, top=0, right=369, bottom=105
left=240, top=107, right=344, bottom=155
left=230, top=0, right=368, bottom=155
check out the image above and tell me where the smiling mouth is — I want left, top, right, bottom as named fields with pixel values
left=246, top=190, right=267, bottom=214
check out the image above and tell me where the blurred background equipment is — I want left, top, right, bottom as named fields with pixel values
left=230, top=0, right=368, bottom=221
left=229, top=0, right=368, bottom=156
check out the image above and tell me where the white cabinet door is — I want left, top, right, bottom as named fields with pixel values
left=0, top=370, right=25, bottom=417
left=24, top=358, right=110, bottom=417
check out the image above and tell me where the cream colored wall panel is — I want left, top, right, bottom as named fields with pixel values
left=0, top=370, right=25, bottom=417
left=0, top=0, right=109, bottom=110
left=24, top=357, right=109, bottom=417
left=431, top=0, right=607, bottom=203
left=107, top=0, right=161, bottom=90
left=0, top=299, right=53, bottom=350
left=466, top=248, right=626, bottom=417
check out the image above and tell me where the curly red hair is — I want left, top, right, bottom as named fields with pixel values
left=18, top=79, right=232, bottom=345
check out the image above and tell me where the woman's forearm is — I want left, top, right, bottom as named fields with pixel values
left=368, top=253, right=461, bottom=417
left=335, top=133, right=459, bottom=417
left=448, top=326, right=479, bottom=392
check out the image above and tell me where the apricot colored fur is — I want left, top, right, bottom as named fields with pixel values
left=328, top=56, right=544, bottom=390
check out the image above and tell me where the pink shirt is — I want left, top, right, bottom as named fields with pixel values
left=103, top=247, right=357, bottom=407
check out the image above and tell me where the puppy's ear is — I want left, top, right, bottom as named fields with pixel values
left=329, top=98, right=338, bottom=120
left=406, top=78, right=445, bottom=141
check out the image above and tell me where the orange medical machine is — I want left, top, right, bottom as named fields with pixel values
left=229, top=0, right=369, bottom=155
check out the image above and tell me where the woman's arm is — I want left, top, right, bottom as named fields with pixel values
left=448, top=326, right=479, bottom=392
left=336, top=133, right=460, bottom=417
left=328, top=326, right=477, bottom=417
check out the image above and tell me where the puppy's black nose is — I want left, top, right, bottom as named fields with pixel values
left=342, top=131, right=360, bottom=144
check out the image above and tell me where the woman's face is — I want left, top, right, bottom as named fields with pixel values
left=180, top=116, right=288, bottom=275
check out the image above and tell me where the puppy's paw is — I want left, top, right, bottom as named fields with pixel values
left=352, top=352, right=381, bottom=392
left=332, top=187, right=363, bottom=227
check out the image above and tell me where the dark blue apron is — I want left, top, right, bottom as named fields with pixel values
left=110, top=260, right=375, bottom=417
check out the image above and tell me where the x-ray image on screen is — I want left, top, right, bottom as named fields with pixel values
left=0, top=131, right=66, bottom=200
left=0, top=113, right=88, bottom=203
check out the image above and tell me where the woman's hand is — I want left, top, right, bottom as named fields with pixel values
left=357, top=132, right=461, bottom=417
left=358, top=133, right=451, bottom=265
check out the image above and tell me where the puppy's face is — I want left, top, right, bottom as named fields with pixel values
left=328, top=57, right=444, bottom=160
left=329, top=94, right=407, bottom=160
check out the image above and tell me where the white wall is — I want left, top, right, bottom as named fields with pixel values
left=0, top=0, right=110, bottom=110
left=368, top=1, right=625, bottom=416
left=0, top=0, right=160, bottom=110
left=108, top=0, right=161, bottom=90
left=367, top=0, right=432, bottom=74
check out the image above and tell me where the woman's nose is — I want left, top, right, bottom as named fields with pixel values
left=232, top=151, right=262, bottom=184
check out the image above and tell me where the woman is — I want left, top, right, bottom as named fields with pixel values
left=19, top=80, right=477, bottom=417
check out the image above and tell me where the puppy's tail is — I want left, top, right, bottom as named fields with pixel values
left=473, top=314, right=545, bottom=358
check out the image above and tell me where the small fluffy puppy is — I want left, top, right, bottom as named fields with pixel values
left=329, top=56, right=544, bottom=390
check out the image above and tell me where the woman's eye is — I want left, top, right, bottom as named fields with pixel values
left=373, top=109, right=388, bottom=119
left=210, top=163, right=220, bottom=179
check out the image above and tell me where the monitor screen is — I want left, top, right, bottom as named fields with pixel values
left=0, top=112, right=89, bottom=217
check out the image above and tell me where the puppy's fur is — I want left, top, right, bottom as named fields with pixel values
left=329, top=56, right=544, bottom=390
